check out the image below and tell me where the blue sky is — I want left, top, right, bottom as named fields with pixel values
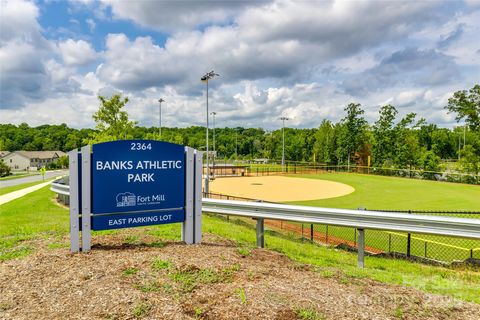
left=1, top=0, right=479, bottom=129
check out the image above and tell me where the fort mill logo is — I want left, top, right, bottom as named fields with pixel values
left=116, top=192, right=136, bottom=207
left=116, top=192, right=166, bottom=208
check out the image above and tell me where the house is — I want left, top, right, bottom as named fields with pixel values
left=0, top=151, right=10, bottom=159
left=0, top=151, right=66, bottom=171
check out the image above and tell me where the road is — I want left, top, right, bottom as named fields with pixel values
left=0, top=170, right=68, bottom=188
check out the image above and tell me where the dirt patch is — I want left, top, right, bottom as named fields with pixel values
left=1, top=233, right=479, bottom=320
left=210, top=176, right=354, bottom=202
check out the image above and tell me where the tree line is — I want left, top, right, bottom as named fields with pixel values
left=1, top=85, right=478, bottom=174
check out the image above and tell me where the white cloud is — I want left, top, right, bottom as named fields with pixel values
left=96, top=1, right=448, bottom=94
left=58, top=39, right=97, bottom=66
left=1, top=0, right=479, bottom=130
left=86, top=18, right=96, bottom=33
left=100, top=0, right=262, bottom=32
left=0, top=0, right=40, bottom=44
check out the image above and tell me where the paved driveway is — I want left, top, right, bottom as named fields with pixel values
left=0, top=170, right=68, bottom=188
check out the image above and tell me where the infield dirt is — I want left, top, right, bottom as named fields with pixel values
left=209, top=176, right=354, bottom=202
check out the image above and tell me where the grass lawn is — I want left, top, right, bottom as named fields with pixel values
left=0, top=180, right=51, bottom=196
left=291, top=173, right=480, bottom=211
left=286, top=173, right=480, bottom=262
left=0, top=173, right=38, bottom=181
left=0, top=186, right=479, bottom=303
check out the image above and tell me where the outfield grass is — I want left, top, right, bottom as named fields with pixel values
left=0, top=186, right=479, bottom=303
left=291, top=173, right=480, bottom=211
left=286, top=173, right=480, bottom=262
left=0, top=180, right=51, bottom=196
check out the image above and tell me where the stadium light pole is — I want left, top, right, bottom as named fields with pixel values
left=280, top=117, right=289, bottom=172
left=158, top=98, right=165, bottom=140
left=211, top=111, right=217, bottom=178
left=201, top=71, right=219, bottom=194
left=235, top=129, right=238, bottom=161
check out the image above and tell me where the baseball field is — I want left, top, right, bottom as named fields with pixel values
left=210, top=173, right=480, bottom=262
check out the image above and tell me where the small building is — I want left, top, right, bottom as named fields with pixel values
left=0, top=151, right=66, bottom=171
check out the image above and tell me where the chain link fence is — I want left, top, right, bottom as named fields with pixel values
left=205, top=160, right=480, bottom=185
left=204, top=192, right=480, bottom=264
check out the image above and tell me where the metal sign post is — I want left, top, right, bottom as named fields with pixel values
left=81, top=145, right=92, bottom=252
left=68, top=149, right=80, bottom=253
left=69, top=140, right=202, bottom=252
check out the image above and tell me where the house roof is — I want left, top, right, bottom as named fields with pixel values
left=0, top=151, right=10, bottom=158
left=10, top=151, right=67, bottom=160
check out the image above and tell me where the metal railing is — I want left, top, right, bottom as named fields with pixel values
left=202, top=199, right=480, bottom=238
left=202, top=199, right=480, bottom=267
left=50, top=181, right=69, bottom=196
left=51, top=180, right=480, bottom=267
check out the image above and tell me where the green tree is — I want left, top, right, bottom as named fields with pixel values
left=419, top=150, right=440, bottom=172
left=87, top=94, right=137, bottom=143
left=394, top=113, right=421, bottom=170
left=445, top=84, right=480, bottom=131
left=313, top=120, right=335, bottom=163
left=459, top=145, right=480, bottom=175
left=0, top=160, right=11, bottom=177
left=372, top=104, right=397, bottom=167
left=431, top=128, right=457, bottom=159
left=337, top=103, right=367, bottom=165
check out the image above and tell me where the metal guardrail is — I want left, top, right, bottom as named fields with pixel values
left=203, top=199, right=480, bottom=267
left=202, top=199, right=480, bottom=239
left=50, top=182, right=69, bottom=196
left=51, top=181, right=480, bottom=267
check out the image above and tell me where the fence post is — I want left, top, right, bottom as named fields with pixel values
left=310, top=224, right=314, bottom=242
left=256, top=218, right=264, bottom=248
left=471, top=249, right=473, bottom=259
left=326, top=225, right=329, bottom=243
left=358, top=229, right=365, bottom=268
left=424, top=242, right=427, bottom=258
left=407, top=210, right=412, bottom=258
left=301, top=223, right=304, bottom=241
left=354, top=228, right=357, bottom=246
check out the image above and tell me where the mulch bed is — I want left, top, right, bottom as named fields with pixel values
left=1, top=232, right=479, bottom=320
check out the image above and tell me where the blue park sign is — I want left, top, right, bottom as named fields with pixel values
left=90, top=140, right=186, bottom=230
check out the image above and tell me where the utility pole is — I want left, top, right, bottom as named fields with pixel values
left=279, top=117, right=289, bottom=172
left=158, top=98, right=165, bottom=140
left=235, top=129, right=238, bottom=161
left=211, top=111, right=217, bottom=179
left=458, top=132, right=461, bottom=160
left=200, top=71, right=219, bottom=194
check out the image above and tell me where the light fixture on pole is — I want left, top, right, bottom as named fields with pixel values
left=279, top=117, right=289, bottom=173
left=201, top=70, right=219, bottom=194
left=158, top=98, right=165, bottom=140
